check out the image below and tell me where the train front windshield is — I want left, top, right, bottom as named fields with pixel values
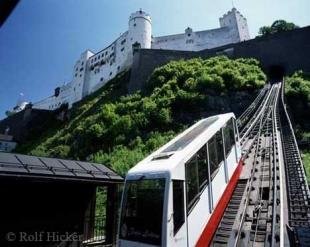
left=119, top=178, right=166, bottom=245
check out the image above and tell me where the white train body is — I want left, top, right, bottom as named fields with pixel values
left=118, top=113, right=243, bottom=247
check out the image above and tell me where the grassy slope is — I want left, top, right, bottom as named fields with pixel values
left=16, top=56, right=266, bottom=176
left=301, top=152, right=310, bottom=183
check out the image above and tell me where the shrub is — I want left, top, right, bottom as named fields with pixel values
left=18, top=56, right=266, bottom=175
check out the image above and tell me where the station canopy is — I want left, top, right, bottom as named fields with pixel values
left=0, top=152, right=123, bottom=184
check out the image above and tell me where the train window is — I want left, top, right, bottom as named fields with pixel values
left=216, top=130, right=224, bottom=163
left=119, top=179, right=165, bottom=245
left=185, top=145, right=209, bottom=213
left=197, top=145, right=209, bottom=190
left=223, top=118, right=235, bottom=156
left=233, top=118, right=238, bottom=142
left=208, top=135, right=218, bottom=178
left=162, top=116, right=218, bottom=153
left=185, top=156, right=199, bottom=211
left=208, top=131, right=224, bottom=179
left=173, top=180, right=185, bottom=235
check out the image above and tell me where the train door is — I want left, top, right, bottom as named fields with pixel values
left=167, top=180, right=188, bottom=246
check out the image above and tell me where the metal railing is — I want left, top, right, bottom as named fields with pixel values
left=83, top=215, right=107, bottom=246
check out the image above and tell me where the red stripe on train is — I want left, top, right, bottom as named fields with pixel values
left=195, top=159, right=243, bottom=247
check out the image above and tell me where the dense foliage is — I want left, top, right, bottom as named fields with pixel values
left=16, top=56, right=266, bottom=176
left=302, top=152, right=310, bottom=183
left=285, top=71, right=310, bottom=103
left=258, top=20, right=299, bottom=36
left=285, top=71, right=310, bottom=182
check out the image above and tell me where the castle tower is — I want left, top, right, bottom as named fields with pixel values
left=72, top=50, right=94, bottom=101
left=128, top=9, right=152, bottom=50
left=219, top=8, right=250, bottom=42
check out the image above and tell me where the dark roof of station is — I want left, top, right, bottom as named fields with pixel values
left=0, top=152, right=123, bottom=184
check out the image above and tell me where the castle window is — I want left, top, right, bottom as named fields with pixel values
left=80, top=74, right=82, bottom=77
left=75, top=73, right=77, bottom=77
left=81, top=62, right=84, bottom=65
left=100, top=77, right=103, bottom=81
left=117, top=66, right=120, bottom=70
left=105, top=51, right=108, bottom=55
left=186, top=39, right=194, bottom=44
left=80, top=67, right=84, bottom=72
left=121, top=39, right=126, bottom=45
left=109, top=72, right=112, bottom=76
left=187, top=33, right=191, bottom=37
left=121, top=47, right=124, bottom=52
left=134, top=23, right=136, bottom=27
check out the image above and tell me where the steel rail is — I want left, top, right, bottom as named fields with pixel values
left=240, top=85, right=275, bottom=143
left=271, top=83, right=281, bottom=246
left=233, top=86, right=279, bottom=247
left=279, top=79, right=310, bottom=233
left=237, top=84, right=270, bottom=130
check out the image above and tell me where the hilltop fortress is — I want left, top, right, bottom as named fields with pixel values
left=11, top=8, right=247, bottom=112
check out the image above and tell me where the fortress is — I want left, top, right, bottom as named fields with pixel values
left=9, top=8, right=250, bottom=113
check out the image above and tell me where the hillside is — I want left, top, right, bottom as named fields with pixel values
left=16, top=56, right=266, bottom=176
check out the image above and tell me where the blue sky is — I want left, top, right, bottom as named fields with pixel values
left=0, top=0, right=309, bottom=120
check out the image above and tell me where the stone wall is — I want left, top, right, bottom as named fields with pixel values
left=0, top=108, right=58, bottom=143
left=128, top=26, right=310, bottom=92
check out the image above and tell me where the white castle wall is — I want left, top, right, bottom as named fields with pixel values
left=219, top=8, right=250, bottom=41
left=152, top=8, right=249, bottom=51
left=31, top=8, right=249, bottom=112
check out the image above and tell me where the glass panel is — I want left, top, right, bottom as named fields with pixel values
left=233, top=118, right=238, bottom=142
left=224, top=119, right=235, bottom=156
left=197, top=145, right=209, bottom=189
left=185, top=156, right=199, bottom=210
left=173, top=180, right=185, bottom=235
left=208, top=130, right=224, bottom=179
left=119, top=179, right=165, bottom=245
left=216, top=130, right=224, bottom=164
left=162, top=117, right=218, bottom=153
left=208, top=135, right=218, bottom=178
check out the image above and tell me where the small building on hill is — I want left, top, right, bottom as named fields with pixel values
left=0, top=133, right=16, bottom=152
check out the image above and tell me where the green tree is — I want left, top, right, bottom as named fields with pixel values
left=258, top=20, right=299, bottom=36
left=17, top=56, right=266, bottom=175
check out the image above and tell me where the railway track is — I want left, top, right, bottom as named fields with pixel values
left=212, top=81, right=310, bottom=246
left=212, top=83, right=283, bottom=246
left=237, top=84, right=270, bottom=132
left=279, top=80, right=310, bottom=245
